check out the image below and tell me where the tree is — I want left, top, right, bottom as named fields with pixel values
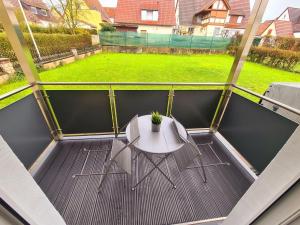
left=49, top=0, right=83, bottom=34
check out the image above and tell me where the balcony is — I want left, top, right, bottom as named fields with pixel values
left=0, top=82, right=298, bottom=225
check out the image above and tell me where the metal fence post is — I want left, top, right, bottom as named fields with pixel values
left=168, top=34, right=172, bottom=48
left=189, top=35, right=193, bottom=49
left=146, top=32, right=149, bottom=47
left=124, top=32, right=127, bottom=47
left=0, top=0, right=62, bottom=140
left=209, top=35, right=214, bottom=52
left=167, top=87, right=175, bottom=116
left=210, top=0, right=269, bottom=132
left=109, top=88, right=118, bottom=136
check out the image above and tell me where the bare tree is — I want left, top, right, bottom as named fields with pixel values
left=49, top=0, right=83, bottom=34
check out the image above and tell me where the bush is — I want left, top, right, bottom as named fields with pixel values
left=0, top=22, right=97, bottom=35
left=261, top=36, right=300, bottom=51
left=248, top=47, right=300, bottom=71
left=100, top=22, right=116, bottom=32
left=0, top=33, right=92, bottom=62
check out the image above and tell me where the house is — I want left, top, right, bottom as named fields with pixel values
left=7, top=0, right=57, bottom=27
left=51, top=0, right=109, bottom=30
left=113, top=0, right=176, bottom=33
left=258, top=7, right=300, bottom=38
left=84, top=0, right=111, bottom=23
left=177, top=0, right=250, bottom=36
left=103, top=7, right=116, bottom=23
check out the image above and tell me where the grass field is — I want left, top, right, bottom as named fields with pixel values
left=1, top=53, right=300, bottom=108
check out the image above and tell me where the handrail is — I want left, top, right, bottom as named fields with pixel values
left=37, top=81, right=230, bottom=86
left=233, top=84, right=300, bottom=116
left=0, top=84, right=32, bottom=101
left=1, top=82, right=300, bottom=117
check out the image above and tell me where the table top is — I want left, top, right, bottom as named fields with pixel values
left=125, top=115, right=187, bottom=154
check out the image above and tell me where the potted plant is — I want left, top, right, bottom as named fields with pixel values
left=151, top=111, right=162, bottom=132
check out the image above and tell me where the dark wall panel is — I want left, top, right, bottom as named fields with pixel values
left=115, top=90, right=169, bottom=127
left=0, top=94, right=51, bottom=169
left=48, top=90, right=113, bottom=133
left=172, top=90, right=222, bottom=128
left=219, top=93, right=298, bottom=172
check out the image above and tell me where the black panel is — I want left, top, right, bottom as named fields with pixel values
left=172, top=90, right=222, bottom=128
left=48, top=90, right=113, bottom=133
left=0, top=94, right=51, bottom=169
left=219, top=93, right=298, bottom=172
left=115, top=90, right=169, bottom=127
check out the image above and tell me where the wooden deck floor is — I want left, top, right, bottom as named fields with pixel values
left=35, top=133, right=253, bottom=225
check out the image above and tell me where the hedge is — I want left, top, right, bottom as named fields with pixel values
left=229, top=46, right=300, bottom=71
left=261, top=36, right=300, bottom=51
left=249, top=47, right=300, bottom=71
left=0, top=33, right=92, bottom=62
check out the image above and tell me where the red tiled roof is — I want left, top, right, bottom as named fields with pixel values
left=287, top=7, right=300, bottom=33
left=228, top=0, right=250, bottom=28
left=8, top=0, right=47, bottom=9
left=256, top=20, right=273, bottom=36
left=7, top=0, right=57, bottom=23
left=274, top=20, right=294, bottom=37
left=103, top=7, right=116, bottom=19
left=22, top=0, right=48, bottom=9
left=84, top=0, right=111, bottom=22
left=114, top=0, right=176, bottom=26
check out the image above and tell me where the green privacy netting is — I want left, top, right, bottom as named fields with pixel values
left=99, top=32, right=232, bottom=50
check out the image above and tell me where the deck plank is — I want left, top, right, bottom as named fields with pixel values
left=37, top=134, right=253, bottom=225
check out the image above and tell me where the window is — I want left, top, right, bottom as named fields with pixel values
left=237, top=16, right=243, bottom=23
left=188, top=27, right=194, bottom=34
left=31, top=6, right=38, bottom=14
left=212, top=0, right=226, bottom=10
left=225, top=15, right=230, bottom=23
left=141, top=10, right=159, bottom=21
left=40, top=9, right=48, bottom=16
left=213, top=27, right=221, bottom=36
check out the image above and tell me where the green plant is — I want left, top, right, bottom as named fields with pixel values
left=248, top=47, right=300, bottom=71
left=151, top=111, right=162, bottom=125
left=0, top=33, right=92, bottom=62
left=100, top=22, right=116, bottom=32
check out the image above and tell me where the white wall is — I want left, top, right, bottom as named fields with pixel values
left=294, top=32, right=300, bottom=38
left=137, top=25, right=174, bottom=34
left=278, top=9, right=290, bottom=21
left=0, top=136, right=66, bottom=225
left=261, top=22, right=276, bottom=36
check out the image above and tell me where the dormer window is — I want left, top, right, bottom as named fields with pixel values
left=212, top=0, right=226, bottom=10
left=141, top=10, right=159, bottom=21
left=31, top=6, right=38, bottom=14
left=237, top=16, right=243, bottom=24
left=40, top=9, right=48, bottom=16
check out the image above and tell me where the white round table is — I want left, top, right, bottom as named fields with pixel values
left=125, top=115, right=187, bottom=154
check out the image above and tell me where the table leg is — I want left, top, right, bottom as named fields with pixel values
left=131, top=154, right=172, bottom=190
left=141, top=152, right=176, bottom=189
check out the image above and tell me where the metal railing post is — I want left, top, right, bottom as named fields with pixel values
left=109, top=88, right=118, bottom=137
left=0, top=0, right=61, bottom=140
left=210, top=0, right=269, bottom=132
left=166, top=87, right=175, bottom=116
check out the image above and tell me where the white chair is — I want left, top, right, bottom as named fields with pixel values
left=98, top=115, right=140, bottom=191
left=171, top=116, right=207, bottom=183
left=72, top=115, right=140, bottom=191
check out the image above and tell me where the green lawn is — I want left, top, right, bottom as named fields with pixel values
left=1, top=53, right=300, bottom=108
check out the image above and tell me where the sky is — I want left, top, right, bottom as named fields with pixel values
left=99, top=0, right=300, bottom=21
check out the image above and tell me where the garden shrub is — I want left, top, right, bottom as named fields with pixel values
left=248, top=47, right=300, bottom=71
left=0, top=33, right=92, bottom=62
left=261, top=36, right=300, bottom=51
